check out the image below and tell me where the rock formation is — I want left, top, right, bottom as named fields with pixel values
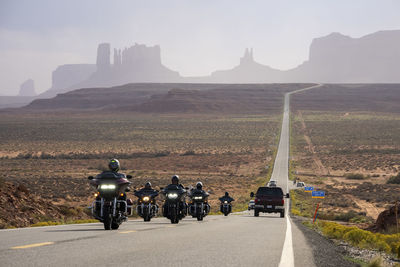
left=19, top=79, right=36, bottom=96
left=205, top=48, right=283, bottom=83
left=96, top=43, right=111, bottom=72
left=36, top=29, right=400, bottom=100
left=287, top=30, right=400, bottom=82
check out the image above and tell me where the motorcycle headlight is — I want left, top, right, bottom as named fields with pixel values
left=167, top=193, right=178, bottom=199
left=224, top=201, right=228, bottom=203
left=194, top=196, right=203, bottom=200
left=100, top=184, right=116, bottom=190
left=142, top=196, right=150, bottom=202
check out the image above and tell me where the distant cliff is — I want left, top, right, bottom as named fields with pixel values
left=33, top=29, right=400, bottom=99
left=188, top=30, right=400, bottom=83
left=19, top=79, right=36, bottom=96
left=41, top=43, right=182, bottom=98
left=287, top=30, right=400, bottom=82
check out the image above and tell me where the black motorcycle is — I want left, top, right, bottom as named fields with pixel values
left=161, top=184, right=187, bottom=224
left=188, top=190, right=210, bottom=221
left=88, top=173, right=133, bottom=230
left=134, top=190, right=159, bottom=222
left=220, top=198, right=233, bottom=216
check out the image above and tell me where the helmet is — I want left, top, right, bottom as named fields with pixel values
left=225, top=192, right=229, bottom=197
left=171, top=175, right=179, bottom=184
left=196, top=182, right=203, bottom=190
left=108, top=159, right=120, bottom=172
left=145, top=182, right=152, bottom=189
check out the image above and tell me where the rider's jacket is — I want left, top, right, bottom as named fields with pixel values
left=189, top=188, right=209, bottom=198
left=96, top=171, right=126, bottom=179
left=219, top=196, right=234, bottom=203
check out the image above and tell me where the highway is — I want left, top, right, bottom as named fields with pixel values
left=0, top=84, right=330, bottom=267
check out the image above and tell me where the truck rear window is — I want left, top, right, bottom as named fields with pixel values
left=256, top=187, right=283, bottom=196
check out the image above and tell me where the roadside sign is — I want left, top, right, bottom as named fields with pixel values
left=304, top=186, right=314, bottom=192
left=312, top=191, right=325, bottom=199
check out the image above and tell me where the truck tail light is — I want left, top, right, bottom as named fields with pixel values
left=281, top=199, right=285, bottom=205
left=255, top=198, right=259, bottom=204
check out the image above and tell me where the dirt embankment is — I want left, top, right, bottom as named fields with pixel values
left=0, top=182, right=90, bottom=228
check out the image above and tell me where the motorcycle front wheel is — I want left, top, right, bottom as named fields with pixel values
left=103, top=207, right=112, bottom=230
left=170, top=207, right=179, bottom=224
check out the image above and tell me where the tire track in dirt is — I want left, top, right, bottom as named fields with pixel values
left=347, top=195, right=382, bottom=220
left=297, top=111, right=329, bottom=176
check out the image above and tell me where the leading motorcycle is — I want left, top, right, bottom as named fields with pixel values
left=88, top=173, right=133, bottom=230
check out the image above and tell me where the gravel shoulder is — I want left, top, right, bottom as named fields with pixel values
left=291, top=216, right=360, bottom=267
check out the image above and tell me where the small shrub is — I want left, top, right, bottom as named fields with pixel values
left=60, top=206, right=78, bottom=216
left=367, top=257, right=383, bottom=267
left=181, top=150, right=196, bottom=156
left=387, top=173, right=400, bottom=184
left=31, top=221, right=62, bottom=227
left=345, top=173, right=365, bottom=180
left=334, top=210, right=358, bottom=222
left=397, top=244, right=400, bottom=259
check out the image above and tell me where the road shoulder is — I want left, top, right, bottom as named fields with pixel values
left=290, top=216, right=359, bottom=267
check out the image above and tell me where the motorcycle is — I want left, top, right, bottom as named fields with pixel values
left=220, top=199, right=233, bottom=216
left=161, top=185, right=187, bottom=224
left=188, top=190, right=210, bottom=221
left=134, top=190, right=159, bottom=222
left=88, top=173, right=133, bottom=230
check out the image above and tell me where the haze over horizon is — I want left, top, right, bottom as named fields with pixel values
left=1, top=0, right=400, bottom=95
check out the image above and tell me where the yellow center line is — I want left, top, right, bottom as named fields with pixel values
left=119, top=230, right=137, bottom=234
left=166, top=225, right=176, bottom=228
left=11, top=242, right=54, bottom=249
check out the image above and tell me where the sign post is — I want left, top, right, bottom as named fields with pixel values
left=313, top=203, right=320, bottom=223
left=396, top=200, right=399, bottom=234
left=311, top=191, right=325, bottom=223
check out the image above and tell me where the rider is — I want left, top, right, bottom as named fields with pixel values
left=96, top=159, right=126, bottom=179
left=162, top=175, right=186, bottom=217
left=93, top=159, right=128, bottom=212
left=219, top=192, right=234, bottom=203
left=189, top=181, right=210, bottom=214
left=170, top=175, right=185, bottom=189
left=219, top=192, right=234, bottom=213
left=136, top=182, right=158, bottom=195
left=189, top=182, right=209, bottom=197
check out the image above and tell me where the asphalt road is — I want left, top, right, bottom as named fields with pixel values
left=0, top=84, right=332, bottom=267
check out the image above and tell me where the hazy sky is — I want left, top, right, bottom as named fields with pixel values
left=1, top=0, right=400, bottom=95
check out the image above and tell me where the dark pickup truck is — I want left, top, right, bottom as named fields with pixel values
left=250, top=187, right=289, bottom=218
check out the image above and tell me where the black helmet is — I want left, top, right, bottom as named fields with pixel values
left=108, top=159, right=120, bottom=172
left=196, top=182, right=203, bottom=190
left=145, top=182, right=152, bottom=189
left=225, top=192, right=229, bottom=197
left=171, top=175, right=179, bottom=184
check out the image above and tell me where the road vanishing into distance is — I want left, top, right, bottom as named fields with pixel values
left=0, top=84, right=354, bottom=267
